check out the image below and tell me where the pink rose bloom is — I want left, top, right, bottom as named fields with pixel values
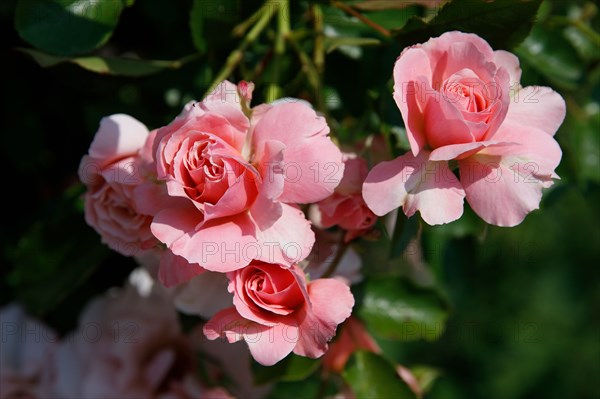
left=54, top=284, right=215, bottom=399
left=203, top=261, right=354, bottom=366
left=150, top=81, right=344, bottom=273
left=363, top=31, right=565, bottom=226
left=79, top=114, right=157, bottom=255
left=311, top=154, right=377, bottom=241
left=0, top=304, right=57, bottom=399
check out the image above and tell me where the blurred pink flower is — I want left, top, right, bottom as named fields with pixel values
left=363, top=31, right=565, bottom=226
left=150, top=81, right=344, bottom=272
left=0, top=304, right=57, bottom=399
left=311, top=154, right=377, bottom=241
left=53, top=284, right=224, bottom=398
left=204, top=261, right=354, bottom=366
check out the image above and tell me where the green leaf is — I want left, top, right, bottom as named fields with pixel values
left=515, top=24, right=584, bottom=89
left=343, top=351, right=417, bottom=399
left=18, top=48, right=196, bottom=76
left=253, top=354, right=321, bottom=384
left=15, top=0, right=128, bottom=56
left=357, top=276, right=448, bottom=341
left=393, top=0, right=543, bottom=50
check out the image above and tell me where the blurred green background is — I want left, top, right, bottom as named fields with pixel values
left=1, top=0, right=599, bottom=398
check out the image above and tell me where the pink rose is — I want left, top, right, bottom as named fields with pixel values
left=363, top=31, right=565, bottom=226
left=203, top=261, right=354, bottom=366
left=0, top=304, right=57, bottom=399
left=151, top=81, right=344, bottom=272
left=79, top=114, right=157, bottom=256
left=311, top=154, right=377, bottom=241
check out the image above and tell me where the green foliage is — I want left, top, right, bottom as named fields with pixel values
left=18, top=47, right=197, bottom=76
left=343, top=351, right=417, bottom=399
left=394, top=0, right=543, bottom=50
left=15, top=0, right=131, bottom=56
left=357, top=276, right=449, bottom=341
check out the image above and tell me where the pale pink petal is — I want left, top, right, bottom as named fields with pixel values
left=393, top=47, right=432, bottom=155
left=170, top=213, right=257, bottom=272
left=459, top=125, right=561, bottom=226
left=245, top=322, right=299, bottom=366
left=363, top=152, right=465, bottom=225
left=402, top=159, right=465, bottom=225
left=88, top=114, right=149, bottom=166
left=250, top=201, right=315, bottom=266
left=254, top=139, right=286, bottom=200
left=151, top=206, right=203, bottom=248
left=158, top=250, right=205, bottom=288
left=363, top=155, right=412, bottom=217
left=252, top=102, right=344, bottom=203
left=494, top=50, right=522, bottom=87
left=423, top=95, right=474, bottom=149
left=429, top=141, right=516, bottom=161
left=133, top=181, right=189, bottom=217
left=505, top=86, right=566, bottom=136
left=203, top=308, right=248, bottom=343
left=293, top=279, right=354, bottom=358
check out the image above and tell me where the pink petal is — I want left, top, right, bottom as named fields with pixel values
left=170, top=213, right=258, bottom=272
left=393, top=47, right=432, bottom=155
left=158, top=250, right=205, bottom=288
left=254, top=139, right=286, bottom=200
left=204, top=308, right=298, bottom=366
left=505, top=86, right=566, bottom=136
left=429, top=141, right=515, bottom=161
left=88, top=114, right=149, bottom=167
left=250, top=201, right=315, bottom=266
left=203, top=308, right=248, bottom=342
left=459, top=125, right=561, bottom=226
left=293, top=278, right=354, bottom=358
left=251, top=102, right=344, bottom=203
left=494, top=50, right=522, bottom=87
left=363, top=152, right=465, bottom=224
left=424, top=94, right=474, bottom=149
left=151, top=206, right=203, bottom=248
left=245, top=321, right=299, bottom=366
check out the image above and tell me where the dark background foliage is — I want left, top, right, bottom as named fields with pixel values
left=1, top=0, right=599, bottom=398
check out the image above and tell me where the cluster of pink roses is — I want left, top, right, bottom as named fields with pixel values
left=79, top=80, right=360, bottom=366
left=78, top=31, right=564, bottom=373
